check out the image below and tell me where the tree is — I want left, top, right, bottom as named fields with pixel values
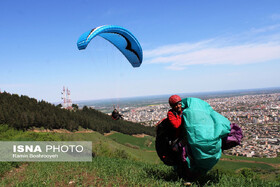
left=72, top=104, right=79, bottom=110
left=56, top=104, right=62, bottom=108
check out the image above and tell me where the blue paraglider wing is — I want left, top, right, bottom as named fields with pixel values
left=77, top=25, right=143, bottom=67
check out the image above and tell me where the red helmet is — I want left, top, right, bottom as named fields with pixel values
left=169, top=95, right=182, bottom=106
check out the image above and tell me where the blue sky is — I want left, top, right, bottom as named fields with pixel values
left=1, top=0, right=280, bottom=103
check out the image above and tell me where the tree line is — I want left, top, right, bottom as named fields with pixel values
left=0, top=92, right=155, bottom=136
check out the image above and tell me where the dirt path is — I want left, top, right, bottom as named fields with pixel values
left=104, top=131, right=149, bottom=138
left=104, top=131, right=117, bottom=136
left=132, top=133, right=149, bottom=138
left=220, top=158, right=280, bottom=169
left=30, top=129, right=94, bottom=133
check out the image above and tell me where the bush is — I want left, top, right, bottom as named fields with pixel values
left=240, top=168, right=256, bottom=178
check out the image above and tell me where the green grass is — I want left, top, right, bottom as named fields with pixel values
left=0, top=158, right=183, bottom=186
left=215, top=158, right=280, bottom=182
left=0, top=124, right=159, bottom=164
left=0, top=124, right=279, bottom=186
left=216, top=160, right=274, bottom=170
left=1, top=157, right=279, bottom=187
left=106, top=132, right=155, bottom=151
left=222, top=154, right=280, bottom=164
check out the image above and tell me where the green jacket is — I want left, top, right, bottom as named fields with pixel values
left=181, top=97, right=231, bottom=173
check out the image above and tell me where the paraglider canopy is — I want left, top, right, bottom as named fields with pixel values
left=77, top=25, right=143, bottom=68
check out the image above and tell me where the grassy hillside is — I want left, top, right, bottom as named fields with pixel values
left=221, top=154, right=280, bottom=164
left=2, top=157, right=280, bottom=186
left=1, top=125, right=279, bottom=186
left=106, top=132, right=155, bottom=151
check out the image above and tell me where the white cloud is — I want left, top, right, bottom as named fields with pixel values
left=144, top=40, right=214, bottom=58
left=270, top=13, right=280, bottom=20
left=144, top=26, right=280, bottom=70
left=250, top=24, right=280, bottom=33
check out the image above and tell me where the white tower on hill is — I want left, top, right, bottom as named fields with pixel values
left=61, top=86, right=72, bottom=109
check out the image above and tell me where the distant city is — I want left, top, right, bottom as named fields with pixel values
left=77, top=87, right=280, bottom=158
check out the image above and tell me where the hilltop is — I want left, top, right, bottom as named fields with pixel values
left=0, top=92, right=155, bottom=136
